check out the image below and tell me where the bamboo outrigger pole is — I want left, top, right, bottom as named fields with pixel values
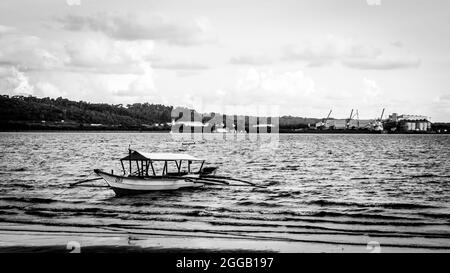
left=201, top=175, right=261, bottom=187
left=70, top=177, right=103, bottom=187
left=191, top=176, right=266, bottom=188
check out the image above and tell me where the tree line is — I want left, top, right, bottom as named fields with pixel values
left=0, top=95, right=173, bottom=130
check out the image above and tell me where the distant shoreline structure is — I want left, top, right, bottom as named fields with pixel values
left=1, top=95, right=449, bottom=134
left=0, top=129, right=448, bottom=134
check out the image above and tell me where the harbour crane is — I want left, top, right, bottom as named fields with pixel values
left=317, top=109, right=332, bottom=129
left=346, top=109, right=354, bottom=129
left=373, top=108, right=385, bottom=131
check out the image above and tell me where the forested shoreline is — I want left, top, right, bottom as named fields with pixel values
left=1, top=95, right=449, bottom=133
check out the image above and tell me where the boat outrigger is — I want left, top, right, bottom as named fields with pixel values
left=74, top=149, right=263, bottom=196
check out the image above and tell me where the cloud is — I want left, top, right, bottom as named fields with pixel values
left=0, top=66, right=34, bottom=95
left=343, top=56, right=420, bottom=70
left=0, top=66, right=66, bottom=98
left=64, top=36, right=155, bottom=74
left=282, top=35, right=420, bottom=70
left=152, top=59, right=209, bottom=70
left=57, top=12, right=217, bottom=46
left=0, top=28, right=66, bottom=71
left=113, top=65, right=156, bottom=97
left=0, top=25, right=156, bottom=75
left=434, top=94, right=450, bottom=111
left=363, top=77, right=381, bottom=98
left=282, top=35, right=381, bottom=66
left=236, top=68, right=315, bottom=96
left=202, top=68, right=316, bottom=115
left=438, top=94, right=450, bottom=102
left=0, top=25, right=16, bottom=36
left=0, top=25, right=158, bottom=102
left=230, top=53, right=273, bottom=65
left=35, top=82, right=64, bottom=98
left=391, top=41, right=404, bottom=48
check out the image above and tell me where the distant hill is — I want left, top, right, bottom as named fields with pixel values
left=279, top=116, right=321, bottom=130
left=0, top=95, right=323, bottom=131
left=0, top=95, right=173, bottom=130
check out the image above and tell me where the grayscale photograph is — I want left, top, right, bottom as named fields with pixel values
left=0, top=0, right=449, bottom=258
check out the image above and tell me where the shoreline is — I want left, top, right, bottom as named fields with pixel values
left=1, top=222, right=448, bottom=253
left=0, top=130, right=448, bottom=134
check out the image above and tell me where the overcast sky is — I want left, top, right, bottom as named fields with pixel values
left=0, top=0, right=449, bottom=121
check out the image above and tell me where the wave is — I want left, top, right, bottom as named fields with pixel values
left=8, top=167, right=28, bottom=172
left=417, top=212, right=450, bottom=220
left=236, top=200, right=282, bottom=207
left=410, top=174, right=450, bottom=178
left=277, top=210, right=424, bottom=221
left=3, top=183, right=34, bottom=189
left=24, top=210, right=57, bottom=218
left=271, top=190, right=302, bottom=198
left=2, top=215, right=449, bottom=239
left=0, top=210, right=17, bottom=216
left=308, top=199, right=440, bottom=209
left=0, top=196, right=56, bottom=204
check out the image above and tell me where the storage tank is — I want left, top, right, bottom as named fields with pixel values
left=405, top=122, right=411, bottom=131
left=418, top=122, right=425, bottom=131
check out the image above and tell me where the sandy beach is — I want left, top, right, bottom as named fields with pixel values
left=1, top=222, right=449, bottom=253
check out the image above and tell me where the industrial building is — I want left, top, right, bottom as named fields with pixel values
left=314, top=109, right=433, bottom=132
left=314, top=109, right=384, bottom=131
left=318, top=119, right=375, bottom=130
left=387, top=113, right=431, bottom=132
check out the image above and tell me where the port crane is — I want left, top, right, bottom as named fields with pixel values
left=373, top=108, right=385, bottom=131
left=346, top=109, right=354, bottom=129
left=317, top=109, right=332, bottom=129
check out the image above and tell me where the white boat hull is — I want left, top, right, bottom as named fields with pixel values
left=95, top=170, right=204, bottom=196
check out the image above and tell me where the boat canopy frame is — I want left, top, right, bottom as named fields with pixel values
left=120, top=150, right=205, bottom=177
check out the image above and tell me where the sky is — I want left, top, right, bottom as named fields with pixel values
left=0, top=0, right=449, bottom=121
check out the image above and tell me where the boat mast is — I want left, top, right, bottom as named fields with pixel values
left=128, top=146, right=132, bottom=175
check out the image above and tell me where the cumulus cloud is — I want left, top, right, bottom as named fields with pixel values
left=0, top=66, right=34, bottom=95
left=0, top=25, right=157, bottom=102
left=0, top=25, right=156, bottom=75
left=0, top=29, right=66, bottom=71
left=64, top=36, right=155, bottom=74
left=282, top=35, right=420, bottom=70
left=57, top=12, right=217, bottom=46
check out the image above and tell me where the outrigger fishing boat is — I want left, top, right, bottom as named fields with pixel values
left=73, top=149, right=262, bottom=196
